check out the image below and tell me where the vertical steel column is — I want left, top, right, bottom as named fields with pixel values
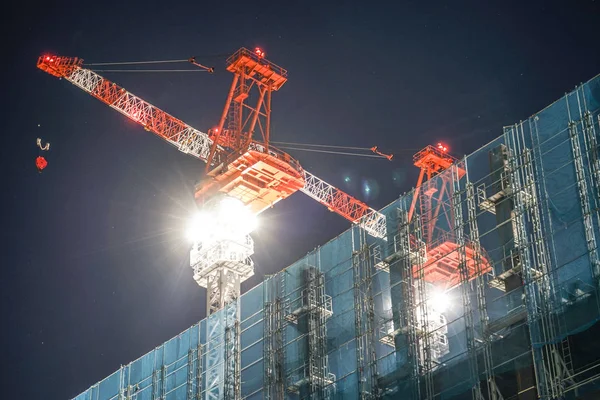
left=263, top=277, right=274, bottom=400
left=196, top=342, right=203, bottom=400
left=118, top=366, right=125, bottom=400
left=451, top=164, right=482, bottom=399
left=263, top=274, right=285, bottom=400
left=224, top=303, right=240, bottom=400
left=584, top=113, right=600, bottom=201
left=205, top=300, right=239, bottom=400
left=224, top=319, right=240, bottom=399
left=352, top=226, right=379, bottom=399
left=402, top=208, right=421, bottom=400
left=466, top=182, right=500, bottom=399
left=522, top=131, right=571, bottom=397
left=205, top=309, right=224, bottom=400
left=275, top=270, right=286, bottom=399
left=570, top=112, right=600, bottom=279
left=353, top=245, right=367, bottom=398
left=306, top=266, right=333, bottom=399
left=160, top=365, right=167, bottom=399
left=274, top=295, right=285, bottom=400
left=583, top=112, right=600, bottom=269
left=413, top=210, right=435, bottom=399
left=188, top=348, right=195, bottom=400
left=152, top=356, right=159, bottom=400
left=505, top=139, right=539, bottom=400
left=505, top=133, right=563, bottom=399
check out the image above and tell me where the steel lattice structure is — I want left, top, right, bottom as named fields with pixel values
left=37, top=49, right=387, bottom=400
left=301, top=171, right=386, bottom=238
left=36, top=52, right=386, bottom=239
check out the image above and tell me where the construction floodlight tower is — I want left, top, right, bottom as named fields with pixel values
left=188, top=194, right=256, bottom=315
left=188, top=194, right=253, bottom=400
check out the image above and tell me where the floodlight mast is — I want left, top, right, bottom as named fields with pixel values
left=189, top=195, right=256, bottom=315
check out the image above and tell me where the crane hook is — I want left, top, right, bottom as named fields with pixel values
left=37, top=138, right=50, bottom=151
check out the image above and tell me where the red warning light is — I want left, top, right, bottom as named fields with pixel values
left=437, top=143, right=448, bottom=153
left=36, top=156, right=48, bottom=172
left=254, top=47, right=265, bottom=58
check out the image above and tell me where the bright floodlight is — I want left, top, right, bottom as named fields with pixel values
left=218, top=196, right=257, bottom=235
left=186, top=211, right=214, bottom=242
left=186, top=196, right=257, bottom=243
left=430, top=291, right=449, bottom=313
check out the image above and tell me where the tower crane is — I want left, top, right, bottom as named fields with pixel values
left=37, top=48, right=387, bottom=399
left=37, top=48, right=386, bottom=306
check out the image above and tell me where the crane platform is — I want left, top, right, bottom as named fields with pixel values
left=195, top=143, right=305, bottom=215
left=226, top=47, right=288, bottom=91
left=418, top=235, right=492, bottom=287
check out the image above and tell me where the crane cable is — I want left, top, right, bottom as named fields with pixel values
left=271, top=141, right=371, bottom=151
left=83, top=53, right=230, bottom=66
left=84, top=59, right=190, bottom=66
left=81, top=59, right=416, bottom=160
left=84, top=56, right=224, bottom=73
left=90, top=69, right=209, bottom=73
left=272, top=141, right=416, bottom=160
left=276, top=146, right=386, bottom=159
left=272, top=141, right=384, bottom=158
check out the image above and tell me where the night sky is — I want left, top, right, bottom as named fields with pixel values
left=4, top=1, right=600, bottom=398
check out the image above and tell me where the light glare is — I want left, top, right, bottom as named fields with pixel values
left=186, top=197, right=257, bottom=243
left=430, top=291, right=449, bottom=312
left=186, top=211, right=214, bottom=242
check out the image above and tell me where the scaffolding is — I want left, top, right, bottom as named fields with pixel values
left=72, top=73, right=600, bottom=400
left=569, top=107, right=600, bottom=281
left=452, top=164, right=482, bottom=399
left=352, top=228, right=379, bottom=399
left=285, top=266, right=335, bottom=398
left=263, top=274, right=286, bottom=400
left=466, top=182, right=499, bottom=400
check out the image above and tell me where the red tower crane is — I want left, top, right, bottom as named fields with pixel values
left=37, top=50, right=386, bottom=238
left=408, top=143, right=492, bottom=288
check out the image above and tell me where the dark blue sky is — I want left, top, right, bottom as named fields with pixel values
left=4, top=0, right=600, bottom=398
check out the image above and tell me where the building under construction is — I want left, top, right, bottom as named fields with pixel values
left=64, top=67, right=600, bottom=399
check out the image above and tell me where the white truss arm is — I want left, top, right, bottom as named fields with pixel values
left=64, top=67, right=214, bottom=162
left=301, top=171, right=387, bottom=239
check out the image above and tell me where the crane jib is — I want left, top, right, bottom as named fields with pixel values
left=36, top=53, right=387, bottom=239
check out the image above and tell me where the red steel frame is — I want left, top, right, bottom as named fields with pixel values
left=36, top=51, right=387, bottom=238
left=409, top=145, right=491, bottom=286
